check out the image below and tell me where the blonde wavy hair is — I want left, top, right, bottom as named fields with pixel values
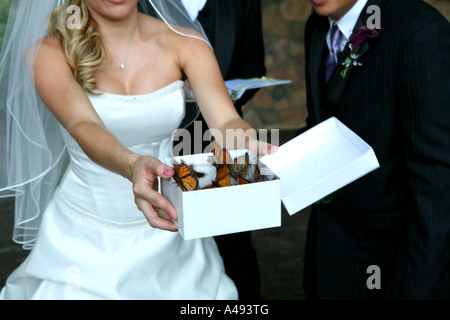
left=48, top=0, right=105, bottom=94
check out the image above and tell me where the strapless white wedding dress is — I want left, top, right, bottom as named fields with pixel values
left=0, top=80, right=238, bottom=300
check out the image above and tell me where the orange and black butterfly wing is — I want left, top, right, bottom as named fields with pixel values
left=210, top=136, right=232, bottom=165
left=187, top=164, right=206, bottom=179
left=172, top=160, right=200, bottom=192
left=229, top=175, right=250, bottom=186
left=229, top=152, right=250, bottom=180
left=227, top=175, right=240, bottom=186
left=239, top=177, right=251, bottom=185
left=210, top=136, right=221, bottom=163
left=213, top=163, right=231, bottom=188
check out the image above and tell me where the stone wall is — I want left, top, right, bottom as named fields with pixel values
left=243, top=0, right=450, bottom=130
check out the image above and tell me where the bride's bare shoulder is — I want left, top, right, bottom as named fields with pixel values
left=138, top=13, right=208, bottom=49
left=29, top=36, right=72, bottom=77
left=36, top=36, right=66, bottom=60
left=40, top=36, right=63, bottom=50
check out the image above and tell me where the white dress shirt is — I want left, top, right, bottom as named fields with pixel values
left=181, top=0, right=208, bottom=21
left=326, top=0, right=368, bottom=51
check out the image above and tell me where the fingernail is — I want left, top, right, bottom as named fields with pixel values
left=163, top=168, right=173, bottom=176
left=169, top=212, right=177, bottom=221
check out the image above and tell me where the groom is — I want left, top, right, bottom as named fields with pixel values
left=303, top=0, right=450, bottom=299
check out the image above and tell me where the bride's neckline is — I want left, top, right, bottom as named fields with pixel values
left=90, top=80, right=184, bottom=101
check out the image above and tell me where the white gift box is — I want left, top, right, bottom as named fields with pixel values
left=161, top=151, right=281, bottom=240
left=161, top=117, right=380, bottom=240
left=259, top=116, right=380, bottom=215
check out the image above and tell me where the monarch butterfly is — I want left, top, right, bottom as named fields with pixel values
left=210, top=136, right=232, bottom=165
left=172, top=159, right=205, bottom=192
left=210, top=136, right=221, bottom=161
left=208, top=137, right=231, bottom=187
left=206, top=136, right=260, bottom=187
left=228, top=175, right=250, bottom=186
left=205, top=165, right=249, bottom=188
left=229, top=153, right=250, bottom=178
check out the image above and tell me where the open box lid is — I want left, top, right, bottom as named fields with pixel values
left=259, top=117, right=380, bottom=215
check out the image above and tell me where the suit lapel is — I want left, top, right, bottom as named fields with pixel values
left=213, top=0, right=235, bottom=77
left=308, top=17, right=329, bottom=123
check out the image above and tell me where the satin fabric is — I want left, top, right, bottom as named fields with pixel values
left=1, top=81, right=238, bottom=300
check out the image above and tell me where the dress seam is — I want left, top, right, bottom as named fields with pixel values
left=89, top=80, right=184, bottom=103
left=54, top=188, right=149, bottom=230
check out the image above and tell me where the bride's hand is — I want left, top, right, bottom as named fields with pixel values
left=248, top=138, right=278, bottom=158
left=130, top=155, right=178, bottom=232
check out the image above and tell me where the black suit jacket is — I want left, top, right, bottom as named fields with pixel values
left=303, top=0, right=450, bottom=299
left=198, top=0, right=266, bottom=112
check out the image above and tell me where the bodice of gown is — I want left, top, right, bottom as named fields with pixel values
left=58, top=80, right=185, bottom=224
left=1, top=80, right=238, bottom=300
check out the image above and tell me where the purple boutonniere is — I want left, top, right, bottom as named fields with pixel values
left=340, top=26, right=379, bottom=79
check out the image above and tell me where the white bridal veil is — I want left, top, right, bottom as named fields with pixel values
left=0, top=0, right=210, bottom=249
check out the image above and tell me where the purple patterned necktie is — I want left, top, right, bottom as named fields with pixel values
left=325, top=24, right=344, bottom=82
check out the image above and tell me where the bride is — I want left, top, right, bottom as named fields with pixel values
left=0, top=0, right=275, bottom=299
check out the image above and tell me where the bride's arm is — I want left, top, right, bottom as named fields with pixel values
left=33, top=37, right=178, bottom=231
left=178, top=37, right=277, bottom=156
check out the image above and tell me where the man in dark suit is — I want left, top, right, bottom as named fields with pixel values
left=139, top=0, right=266, bottom=300
left=194, top=0, right=266, bottom=116
left=303, top=0, right=450, bottom=299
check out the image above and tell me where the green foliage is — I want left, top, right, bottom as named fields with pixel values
left=0, top=0, right=11, bottom=48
